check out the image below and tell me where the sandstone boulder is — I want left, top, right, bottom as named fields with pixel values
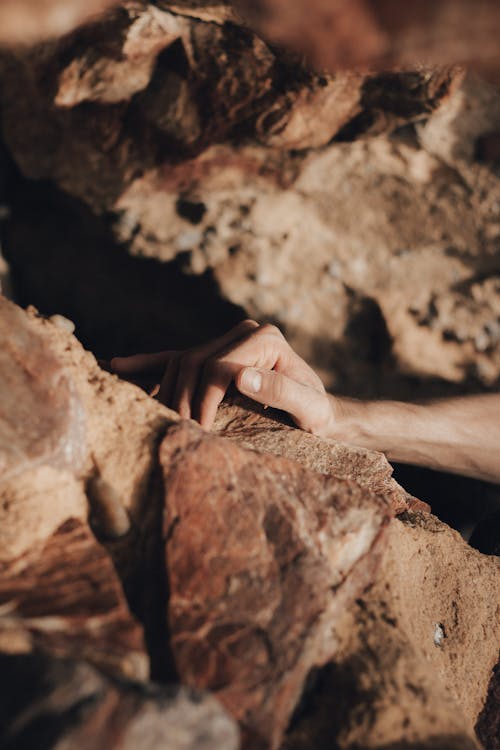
left=0, top=298, right=498, bottom=750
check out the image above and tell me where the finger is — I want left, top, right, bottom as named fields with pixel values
left=111, top=351, right=172, bottom=375
left=173, top=319, right=260, bottom=420
left=158, top=354, right=181, bottom=408
left=195, top=359, right=240, bottom=430
left=236, top=367, right=330, bottom=434
left=172, top=352, right=204, bottom=419
left=193, top=326, right=287, bottom=428
left=196, top=319, right=260, bottom=359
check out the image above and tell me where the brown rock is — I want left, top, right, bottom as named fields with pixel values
left=0, top=518, right=147, bottom=680
left=0, top=651, right=239, bottom=750
left=213, top=398, right=427, bottom=514
left=285, top=512, right=500, bottom=749
left=0, top=298, right=182, bottom=681
left=160, top=420, right=393, bottom=749
left=0, top=4, right=458, bottom=218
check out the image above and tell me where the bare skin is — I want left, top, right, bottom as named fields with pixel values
left=111, top=320, right=500, bottom=484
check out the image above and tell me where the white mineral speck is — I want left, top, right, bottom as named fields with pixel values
left=434, top=623, right=445, bottom=647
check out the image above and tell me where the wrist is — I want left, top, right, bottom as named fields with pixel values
left=326, top=395, right=372, bottom=445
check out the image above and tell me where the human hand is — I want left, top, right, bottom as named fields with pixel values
left=111, top=319, right=335, bottom=434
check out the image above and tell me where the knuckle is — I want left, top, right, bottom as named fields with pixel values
left=259, top=323, right=283, bottom=339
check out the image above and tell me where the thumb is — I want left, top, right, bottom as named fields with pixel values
left=235, top=367, right=330, bottom=435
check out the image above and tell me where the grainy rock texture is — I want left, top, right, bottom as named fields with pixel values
left=283, top=512, right=500, bottom=750
left=0, top=295, right=85, bottom=484
left=214, top=398, right=429, bottom=513
left=0, top=651, right=239, bottom=750
left=0, top=1, right=499, bottom=745
left=1, top=9, right=499, bottom=396
left=161, top=420, right=393, bottom=749
left=0, top=299, right=499, bottom=750
left=0, top=518, right=147, bottom=679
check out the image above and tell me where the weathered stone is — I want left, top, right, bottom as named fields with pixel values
left=284, top=512, right=500, bottom=750
left=0, top=299, right=498, bottom=749
left=0, top=465, right=87, bottom=561
left=0, top=518, right=147, bottom=680
left=0, top=3, right=459, bottom=216
left=160, top=420, right=393, bottom=749
left=214, top=398, right=428, bottom=513
left=0, top=651, right=239, bottom=750
left=3, top=4, right=497, bottom=400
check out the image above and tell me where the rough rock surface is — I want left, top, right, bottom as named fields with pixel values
left=0, top=517, right=147, bottom=680
left=161, top=420, right=394, bottom=749
left=214, top=398, right=428, bottom=513
left=0, top=3, right=459, bottom=209
left=0, top=299, right=499, bottom=749
left=284, top=512, right=500, bottom=750
left=0, top=651, right=239, bottom=750
left=3, top=70, right=499, bottom=398
left=1, top=4, right=499, bottom=400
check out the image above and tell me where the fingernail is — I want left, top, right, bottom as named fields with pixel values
left=240, top=368, right=262, bottom=393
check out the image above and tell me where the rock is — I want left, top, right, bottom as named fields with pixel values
left=417, top=70, right=500, bottom=164
left=0, top=465, right=87, bottom=561
left=235, top=0, right=500, bottom=82
left=0, top=518, right=147, bottom=680
left=213, top=398, right=428, bottom=513
left=0, top=297, right=180, bottom=681
left=0, top=651, right=239, bottom=750
left=3, top=4, right=498, bottom=400
left=160, top=420, right=393, bottom=749
left=0, top=0, right=119, bottom=47
left=0, top=298, right=498, bottom=749
left=284, top=512, right=500, bottom=749
left=0, top=3, right=458, bottom=220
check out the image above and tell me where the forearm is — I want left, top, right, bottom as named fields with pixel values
left=330, top=394, right=500, bottom=484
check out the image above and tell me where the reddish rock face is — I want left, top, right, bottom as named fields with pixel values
left=213, top=399, right=429, bottom=514
left=0, top=518, right=147, bottom=679
left=160, top=421, right=393, bottom=749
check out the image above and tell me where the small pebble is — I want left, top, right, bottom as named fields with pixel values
left=50, top=314, right=76, bottom=334
left=434, top=623, right=446, bottom=647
